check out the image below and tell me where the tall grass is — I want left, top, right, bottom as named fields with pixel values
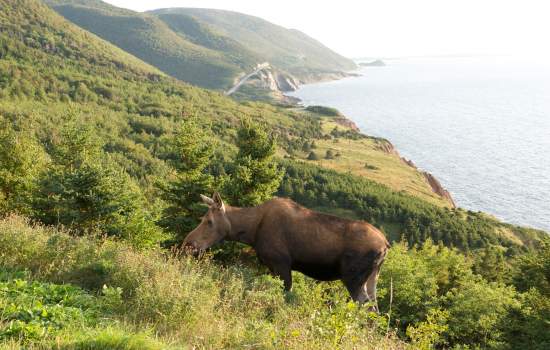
left=0, top=216, right=404, bottom=349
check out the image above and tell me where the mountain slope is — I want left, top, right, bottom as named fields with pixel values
left=1, top=2, right=548, bottom=349
left=2, top=0, right=545, bottom=255
left=44, top=1, right=357, bottom=91
left=44, top=0, right=251, bottom=89
left=150, top=8, right=357, bottom=80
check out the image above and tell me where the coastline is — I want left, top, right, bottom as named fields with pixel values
left=285, top=75, right=458, bottom=208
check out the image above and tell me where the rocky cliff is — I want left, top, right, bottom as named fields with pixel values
left=399, top=156, right=456, bottom=207
left=333, top=116, right=360, bottom=132
left=256, top=69, right=301, bottom=92
left=373, top=137, right=456, bottom=207
left=422, top=172, right=456, bottom=207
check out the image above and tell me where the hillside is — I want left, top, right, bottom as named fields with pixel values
left=44, top=0, right=356, bottom=92
left=1, top=0, right=545, bottom=260
left=150, top=7, right=357, bottom=80
left=1, top=1, right=549, bottom=348
left=44, top=0, right=251, bottom=89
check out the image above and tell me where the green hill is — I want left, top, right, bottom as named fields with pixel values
left=44, top=0, right=253, bottom=89
left=44, top=1, right=356, bottom=91
left=150, top=7, right=357, bottom=80
left=1, top=1, right=548, bottom=348
left=1, top=0, right=545, bottom=264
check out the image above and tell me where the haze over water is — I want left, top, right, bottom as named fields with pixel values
left=289, top=56, right=550, bottom=231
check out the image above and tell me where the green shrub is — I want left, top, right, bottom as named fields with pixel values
left=307, top=151, right=320, bottom=160
left=442, top=278, right=519, bottom=348
left=0, top=277, right=99, bottom=342
left=305, top=105, right=341, bottom=117
left=0, top=215, right=402, bottom=349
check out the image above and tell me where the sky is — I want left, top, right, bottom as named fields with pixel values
left=103, top=0, right=550, bottom=58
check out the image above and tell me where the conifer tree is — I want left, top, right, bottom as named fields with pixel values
left=225, top=119, right=283, bottom=206
left=34, top=115, right=162, bottom=247
left=159, top=117, right=214, bottom=238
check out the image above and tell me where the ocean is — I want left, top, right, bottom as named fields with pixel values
left=288, top=56, right=550, bottom=231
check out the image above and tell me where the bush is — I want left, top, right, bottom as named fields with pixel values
left=0, top=275, right=100, bottom=343
left=307, top=151, right=320, bottom=160
left=305, top=105, right=341, bottom=117
left=0, top=216, right=401, bottom=349
left=0, top=122, right=46, bottom=216
left=442, top=278, right=519, bottom=348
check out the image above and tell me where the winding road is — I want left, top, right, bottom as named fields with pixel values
left=225, top=62, right=270, bottom=95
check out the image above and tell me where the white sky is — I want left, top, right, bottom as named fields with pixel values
left=103, top=0, right=550, bottom=58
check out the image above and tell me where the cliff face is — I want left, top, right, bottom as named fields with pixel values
left=256, top=69, right=301, bottom=92
left=422, top=172, right=456, bottom=208
left=399, top=156, right=456, bottom=208
left=373, top=138, right=456, bottom=207
left=275, top=72, right=300, bottom=92
left=375, top=139, right=399, bottom=155
left=333, top=116, right=360, bottom=132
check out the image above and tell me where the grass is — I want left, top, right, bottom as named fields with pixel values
left=290, top=116, right=451, bottom=207
left=0, top=215, right=406, bottom=349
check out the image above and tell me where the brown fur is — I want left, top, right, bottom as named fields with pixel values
left=184, top=194, right=390, bottom=311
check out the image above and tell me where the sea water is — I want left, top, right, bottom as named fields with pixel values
left=288, top=56, right=550, bottom=231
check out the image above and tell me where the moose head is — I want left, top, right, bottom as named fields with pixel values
left=182, top=192, right=231, bottom=254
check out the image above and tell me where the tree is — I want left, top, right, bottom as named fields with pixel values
left=443, top=277, right=519, bottom=348
left=473, top=245, right=507, bottom=282
left=225, top=119, right=283, bottom=207
left=158, top=118, right=214, bottom=238
left=512, top=238, right=550, bottom=294
left=0, top=121, right=46, bottom=215
left=500, top=237, right=550, bottom=349
left=34, top=116, right=163, bottom=247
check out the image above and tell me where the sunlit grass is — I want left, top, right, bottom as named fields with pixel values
left=0, top=215, right=405, bottom=349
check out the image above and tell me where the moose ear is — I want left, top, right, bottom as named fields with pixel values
left=213, top=192, right=225, bottom=212
left=200, top=194, right=215, bottom=206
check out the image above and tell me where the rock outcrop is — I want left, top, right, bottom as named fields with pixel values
left=333, top=116, right=360, bottom=132
left=375, top=139, right=399, bottom=155
left=275, top=72, right=300, bottom=92
left=399, top=156, right=456, bottom=207
left=422, top=172, right=456, bottom=208
left=256, top=69, right=300, bottom=93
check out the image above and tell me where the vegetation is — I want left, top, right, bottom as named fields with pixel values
left=306, top=105, right=342, bottom=117
left=0, top=216, right=403, bottom=349
left=1, top=216, right=548, bottom=349
left=149, top=8, right=357, bottom=79
left=46, top=0, right=250, bottom=89
left=0, top=1, right=548, bottom=349
left=224, top=119, right=284, bottom=207
left=45, top=0, right=356, bottom=91
left=158, top=118, right=215, bottom=238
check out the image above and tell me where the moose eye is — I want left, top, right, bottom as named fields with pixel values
left=207, top=219, right=213, bottom=226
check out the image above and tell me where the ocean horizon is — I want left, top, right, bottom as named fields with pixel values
left=289, top=55, right=550, bottom=232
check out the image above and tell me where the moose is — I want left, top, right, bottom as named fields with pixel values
left=183, top=193, right=390, bottom=311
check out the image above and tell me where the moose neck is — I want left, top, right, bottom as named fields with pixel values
left=225, top=205, right=263, bottom=246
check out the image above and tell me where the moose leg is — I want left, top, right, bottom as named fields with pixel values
left=364, top=266, right=380, bottom=312
left=342, top=263, right=371, bottom=304
left=265, top=258, right=293, bottom=291
left=342, top=250, right=382, bottom=312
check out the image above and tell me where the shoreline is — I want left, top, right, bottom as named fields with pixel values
left=285, top=75, right=458, bottom=208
